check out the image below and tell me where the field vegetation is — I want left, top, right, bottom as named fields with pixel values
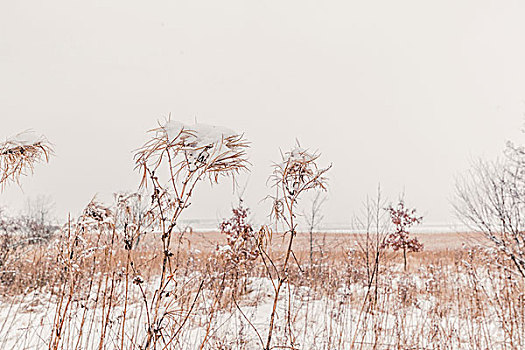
left=0, top=122, right=523, bottom=349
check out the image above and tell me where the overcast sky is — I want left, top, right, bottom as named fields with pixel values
left=1, top=0, right=524, bottom=229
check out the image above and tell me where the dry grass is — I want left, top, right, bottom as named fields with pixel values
left=0, top=124, right=521, bottom=349
left=0, top=131, right=53, bottom=189
left=0, top=227, right=522, bottom=349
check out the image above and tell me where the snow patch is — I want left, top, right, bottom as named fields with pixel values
left=4, top=130, right=46, bottom=147
left=164, top=121, right=238, bottom=149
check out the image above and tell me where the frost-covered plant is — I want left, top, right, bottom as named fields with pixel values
left=304, top=192, right=326, bottom=265
left=455, top=141, right=525, bottom=278
left=0, top=208, right=55, bottom=281
left=396, top=275, right=418, bottom=306
left=134, top=121, right=249, bottom=256
left=353, top=186, right=391, bottom=308
left=48, top=193, right=153, bottom=350
left=54, top=199, right=115, bottom=281
left=269, top=146, right=330, bottom=224
left=0, top=131, right=52, bottom=189
left=383, top=200, right=423, bottom=271
left=0, top=130, right=53, bottom=287
left=114, top=192, right=147, bottom=250
left=264, top=143, right=330, bottom=350
left=134, top=119, right=249, bottom=349
left=0, top=209, right=20, bottom=275
left=217, top=202, right=259, bottom=270
left=50, top=198, right=117, bottom=350
left=136, top=121, right=249, bottom=187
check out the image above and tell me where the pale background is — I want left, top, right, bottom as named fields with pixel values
left=1, top=0, right=524, bottom=230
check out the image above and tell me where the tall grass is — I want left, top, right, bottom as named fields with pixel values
left=0, top=124, right=523, bottom=349
left=0, top=228, right=523, bottom=349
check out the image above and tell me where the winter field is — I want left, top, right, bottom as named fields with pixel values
left=1, top=122, right=524, bottom=350
left=1, top=228, right=523, bottom=350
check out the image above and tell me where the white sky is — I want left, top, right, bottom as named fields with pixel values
left=1, top=0, right=525, bottom=229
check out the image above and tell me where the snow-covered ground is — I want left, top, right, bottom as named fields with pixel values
left=0, top=273, right=513, bottom=349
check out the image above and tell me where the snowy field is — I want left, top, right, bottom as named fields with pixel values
left=0, top=121, right=523, bottom=350
left=1, top=255, right=521, bottom=350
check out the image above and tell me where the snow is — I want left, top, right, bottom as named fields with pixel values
left=160, top=121, right=243, bottom=171
left=217, top=244, right=233, bottom=254
left=276, top=146, right=311, bottom=169
left=164, top=121, right=238, bottom=149
left=0, top=274, right=513, bottom=349
left=288, top=146, right=309, bottom=161
left=3, top=131, right=46, bottom=147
